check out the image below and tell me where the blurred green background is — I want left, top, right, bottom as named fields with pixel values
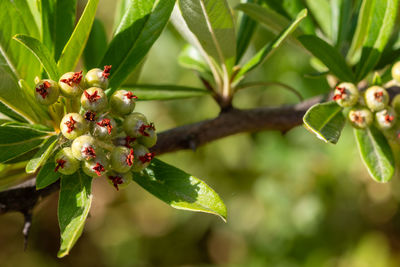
left=2, top=1, right=400, bottom=266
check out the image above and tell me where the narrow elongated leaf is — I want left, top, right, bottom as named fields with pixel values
left=133, top=158, right=227, bottom=221
left=57, top=0, right=99, bottom=74
left=36, top=150, right=60, bottom=189
left=236, top=3, right=293, bottom=36
left=0, top=124, right=51, bottom=144
left=238, top=9, right=307, bottom=77
left=83, top=19, right=108, bottom=70
left=41, top=0, right=77, bottom=60
left=26, top=135, right=58, bottom=174
left=58, top=170, right=92, bottom=258
left=101, top=0, right=175, bottom=95
left=305, top=0, right=332, bottom=39
left=236, top=0, right=258, bottom=63
left=281, top=0, right=316, bottom=34
left=178, top=45, right=211, bottom=73
left=303, top=101, right=345, bottom=144
left=122, top=85, right=210, bottom=101
left=331, top=0, right=352, bottom=47
left=13, top=35, right=59, bottom=80
left=355, top=0, right=399, bottom=81
left=354, top=126, right=394, bottom=182
left=0, top=101, right=28, bottom=122
left=179, top=0, right=236, bottom=73
left=0, top=139, right=43, bottom=163
left=299, top=35, right=355, bottom=82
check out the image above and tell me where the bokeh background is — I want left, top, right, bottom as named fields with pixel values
left=2, top=0, right=400, bottom=266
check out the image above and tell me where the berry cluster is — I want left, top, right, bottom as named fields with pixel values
left=332, top=63, right=400, bottom=137
left=34, top=66, right=157, bottom=190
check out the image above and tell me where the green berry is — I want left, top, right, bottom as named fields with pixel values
left=81, top=87, right=108, bottom=112
left=348, top=107, right=373, bottom=129
left=85, top=66, right=111, bottom=89
left=110, top=146, right=134, bottom=173
left=375, top=108, right=396, bottom=130
left=332, top=82, right=359, bottom=107
left=364, top=86, right=389, bottom=112
left=131, top=144, right=154, bottom=172
left=60, top=113, right=88, bottom=140
left=59, top=71, right=85, bottom=98
left=91, top=116, right=117, bottom=139
left=138, top=128, right=157, bottom=148
left=392, top=61, right=400, bottom=83
left=71, top=135, right=98, bottom=161
left=110, top=90, right=137, bottom=116
left=54, top=147, right=80, bottom=175
left=107, top=171, right=132, bottom=191
left=82, top=153, right=109, bottom=177
left=123, top=112, right=148, bottom=138
left=34, top=79, right=60, bottom=105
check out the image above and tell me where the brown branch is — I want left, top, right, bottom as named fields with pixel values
left=0, top=94, right=325, bottom=216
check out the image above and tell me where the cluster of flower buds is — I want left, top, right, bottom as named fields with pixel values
left=332, top=63, right=400, bottom=136
left=34, top=66, right=157, bottom=190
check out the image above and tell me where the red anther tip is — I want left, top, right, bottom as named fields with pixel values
left=65, top=116, right=77, bottom=133
left=54, top=159, right=66, bottom=172
left=93, top=162, right=105, bottom=176
left=97, top=118, right=113, bottom=134
left=126, top=149, right=134, bottom=166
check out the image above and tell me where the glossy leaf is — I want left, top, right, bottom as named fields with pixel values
left=0, top=139, right=43, bottom=163
left=236, top=0, right=258, bottom=63
left=36, top=150, right=60, bottom=189
left=346, top=0, right=375, bottom=65
left=331, top=0, right=352, bottom=47
left=83, top=19, right=108, bottom=70
left=26, top=135, right=58, bottom=174
left=355, top=0, right=399, bottom=81
left=58, top=170, right=92, bottom=258
left=57, top=0, right=99, bottom=74
left=178, top=45, right=210, bottom=73
left=13, top=35, right=60, bottom=80
left=0, top=101, right=28, bottom=122
left=101, top=0, right=175, bottom=95
left=304, top=0, right=332, bottom=39
left=281, top=0, right=316, bottom=34
left=354, top=126, right=395, bottom=182
left=179, top=0, right=236, bottom=73
left=0, top=124, right=51, bottom=144
left=41, top=0, right=77, bottom=60
left=238, top=9, right=307, bottom=77
left=122, top=85, right=210, bottom=101
left=303, top=101, right=345, bottom=144
left=132, top=158, right=227, bottom=221
left=236, top=3, right=293, bottom=36
left=299, top=35, right=355, bottom=82
left=0, top=1, right=44, bottom=123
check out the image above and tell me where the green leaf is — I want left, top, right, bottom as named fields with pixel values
left=132, top=158, right=227, bottom=221
left=178, top=45, right=210, bottom=73
left=179, top=0, right=236, bottom=73
left=304, top=0, right=332, bottom=39
left=281, top=0, right=316, bottom=34
left=83, top=18, right=108, bottom=70
left=299, top=35, right=355, bottom=82
left=0, top=124, right=51, bottom=144
left=122, top=85, right=210, bottom=101
left=13, top=34, right=60, bottom=80
left=236, top=3, right=293, bottom=36
left=236, top=0, right=259, bottom=63
left=101, top=0, right=175, bottom=96
left=26, top=135, right=58, bottom=174
left=331, top=0, right=352, bottom=47
left=0, top=1, right=45, bottom=123
left=58, top=170, right=92, bottom=258
left=36, top=150, right=60, bottom=189
left=355, top=0, right=399, bottom=81
left=0, top=101, right=28, bottom=122
left=237, top=9, right=307, bottom=77
left=303, top=101, right=345, bottom=144
left=354, top=126, right=395, bottom=182
left=57, top=0, right=99, bottom=74
left=0, top=139, right=43, bottom=163
left=347, top=0, right=376, bottom=64
left=41, top=0, right=77, bottom=60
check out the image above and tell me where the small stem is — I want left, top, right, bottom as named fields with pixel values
left=236, top=82, right=304, bottom=101
left=96, top=140, right=115, bottom=152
